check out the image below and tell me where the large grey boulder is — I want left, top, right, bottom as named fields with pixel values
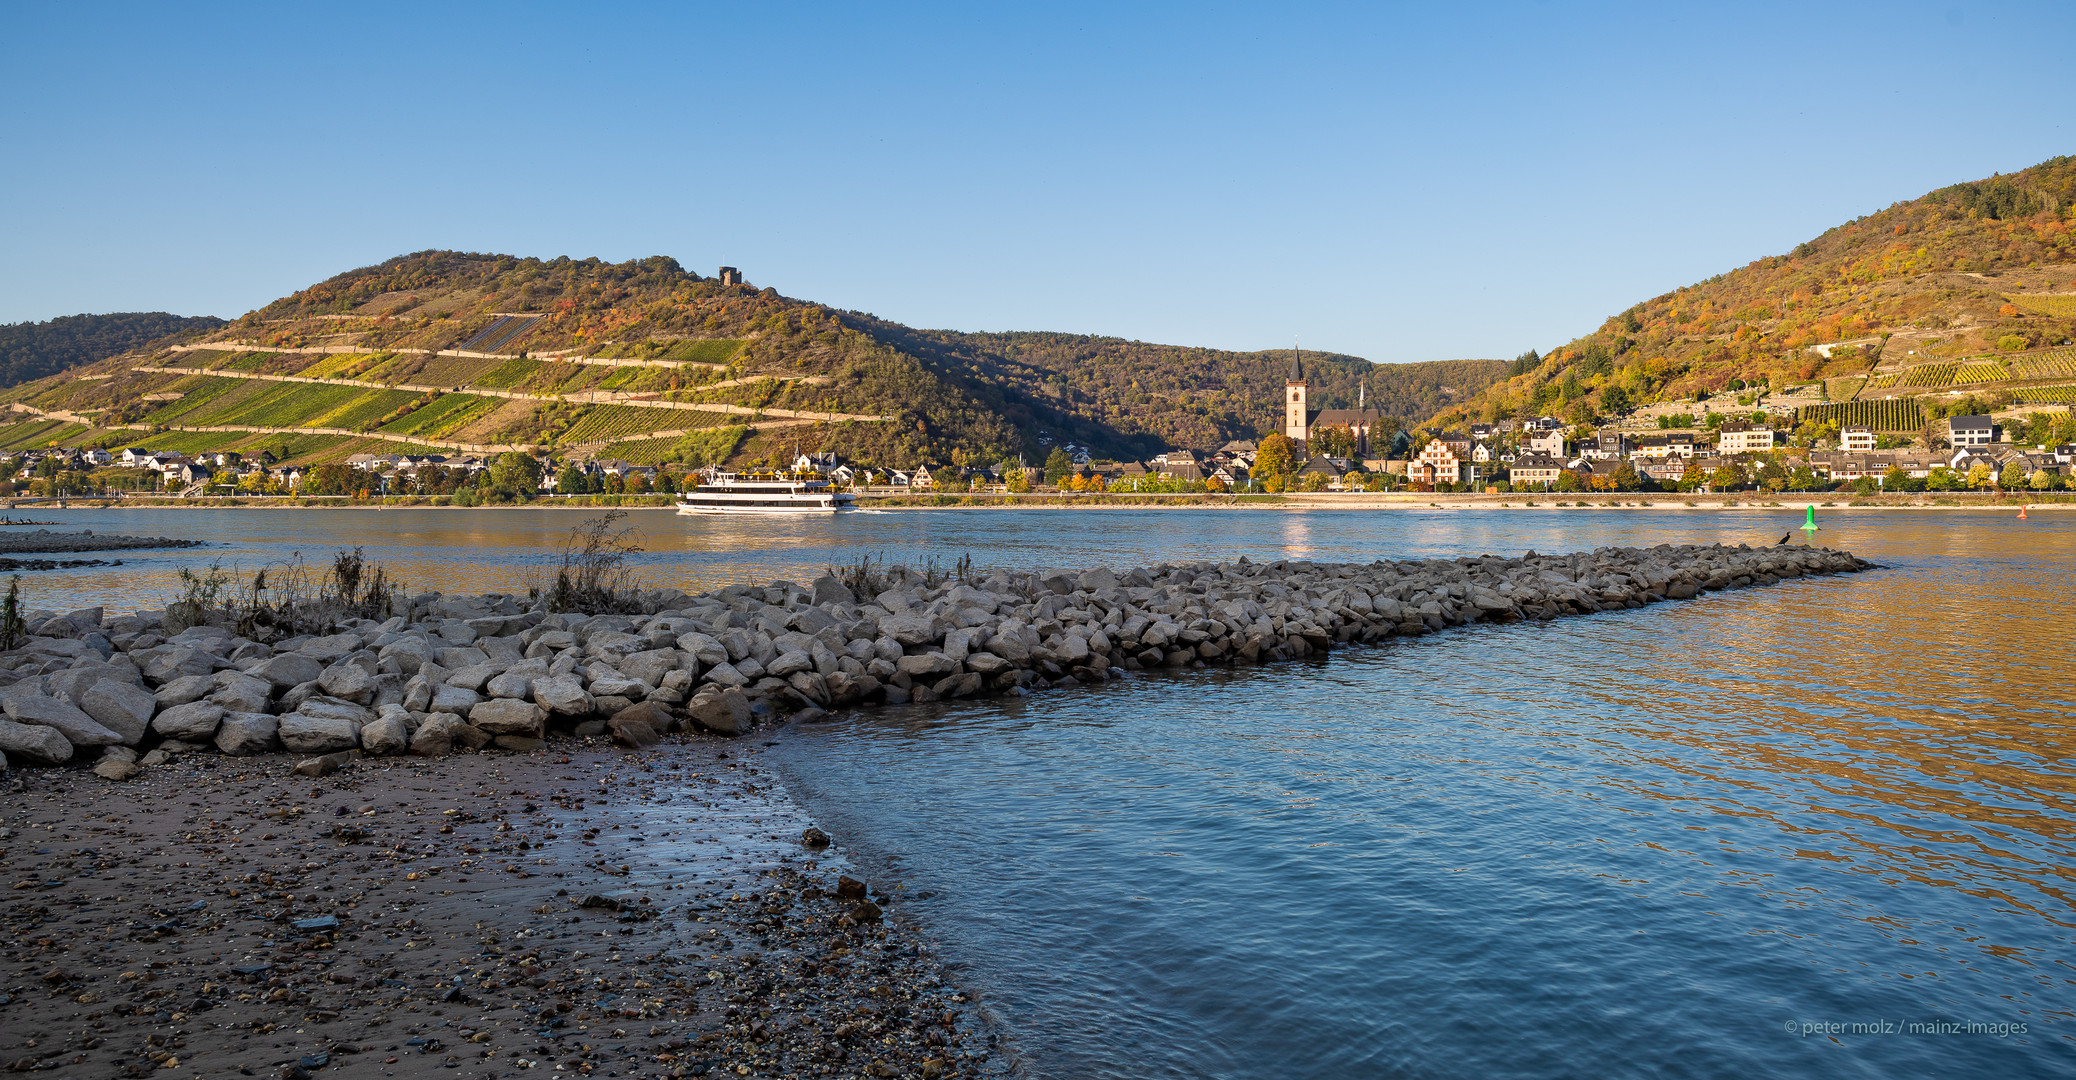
left=766, top=651, right=814, bottom=678
left=532, top=674, right=593, bottom=716
left=985, top=633, right=1033, bottom=663
left=153, top=674, right=215, bottom=708
left=48, top=664, right=131, bottom=706
left=619, top=649, right=680, bottom=688
left=138, top=646, right=214, bottom=685
left=151, top=700, right=225, bottom=741
left=409, top=712, right=467, bottom=756
left=215, top=712, right=281, bottom=756
left=295, top=695, right=372, bottom=725
left=485, top=671, right=533, bottom=699
left=3, top=692, right=124, bottom=747
left=81, top=679, right=156, bottom=745
left=675, top=632, right=728, bottom=667
left=248, top=653, right=323, bottom=691
left=430, top=684, right=483, bottom=714
left=811, top=575, right=856, bottom=606
left=469, top=698, right=545, bottom=738
left=360, top=714, right=410, bottom=756
left=208, top=672, right=274, bottom=714
left=877, top=615, right=938, bottom=646
left=588, top=673, right=651, bottom=699
left=445, top=663, right=502, bottom=691
left=297, top=633, right=362, bottom=663
left=375, top=636, right=430, bottom=673
left=317, top=662, right=375, bottom=702
left=687, top=688, right=751, bottom=735
left=278, top=712, right=360, bottom=754
left=896, top=652, right=958, bottom=678
left=701, top=661, right=749, bottom=688
left=0, top=718, right=73, bottom=763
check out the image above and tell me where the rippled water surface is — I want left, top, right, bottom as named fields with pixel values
left=760, top=510, right=2076, bottom=1079
left=17, top=506, right=2076, bottom=1076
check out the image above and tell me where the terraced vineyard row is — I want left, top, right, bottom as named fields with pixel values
left=559, top=404, right=729, bottom=444
left=2007, top=294, right=2076, bottom=319
left=1953, top=362, right=2009, bottom=384
left=1865, top=373, right=1900, bottom=389
left=2011, top=349, right=2076, bottom=380
left=141, top=377, right=256, bottom=424
left=414, top=355, right=504, bottom=388
left=378, top=393, right=501, bottom=439
left=0, top=419, right=88, bottom=451
left=2016, top=385, right=2076, bottom=404
left=1795, top=399, right=1927, bottom=432
left=472, top=358, right=541, bottom=388
left=1900, top=363, right=1958, bottom=388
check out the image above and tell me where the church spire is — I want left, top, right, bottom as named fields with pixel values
left=1288, top=340, right=1304, bottom=384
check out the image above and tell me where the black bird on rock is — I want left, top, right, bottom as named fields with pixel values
left=1777, top=533, right=1791, bottom=545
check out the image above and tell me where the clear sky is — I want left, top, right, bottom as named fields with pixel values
left=3, top=1, right=2071, bottom=364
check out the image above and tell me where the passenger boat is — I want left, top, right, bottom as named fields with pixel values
left=674, top=471, right=855, bottom=515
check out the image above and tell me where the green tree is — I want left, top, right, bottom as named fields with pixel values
left=1043, top=448, right=1072, bottom=484
left=1600, top=385, right=1631, bottom=415
left=1998, top=461, right=2028, bottom=490
left=556, top=464, right=587, bottom=495
left=2030, top=469, right=2058, bottom=491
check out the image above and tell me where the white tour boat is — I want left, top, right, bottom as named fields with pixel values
left=675, top=472, right=855, bottom=515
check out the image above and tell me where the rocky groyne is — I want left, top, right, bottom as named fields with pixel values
left=0, top=543, right=1872, bottom=772
left=0, top=529, right=204, bottom=555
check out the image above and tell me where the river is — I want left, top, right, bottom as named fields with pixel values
left=12, top=506, right=2076, bottom=1077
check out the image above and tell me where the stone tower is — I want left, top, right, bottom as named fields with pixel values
left=1284, top=348, right=1308, bottom=443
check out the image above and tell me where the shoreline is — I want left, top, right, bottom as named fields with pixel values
left=0, top=734, right=1002, bottom=1079
left=0, top=497, right=2068, bottom=513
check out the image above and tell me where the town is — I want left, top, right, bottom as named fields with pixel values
left=8, top=357, right=2074, bottom=502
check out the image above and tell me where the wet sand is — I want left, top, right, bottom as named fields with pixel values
left=0, top=732, right=998, bottom=1080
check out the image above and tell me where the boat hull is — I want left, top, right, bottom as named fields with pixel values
left=675, top=503, right=852, bottom=515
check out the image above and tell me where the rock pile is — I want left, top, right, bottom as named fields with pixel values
left=0, top=528, right=204, bottom=554
left=0, top=543, right=1871, bottom=772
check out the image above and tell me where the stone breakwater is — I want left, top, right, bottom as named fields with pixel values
left=0, top=543, right=1872, bottom=773
left=0, top=529, right=204, bottom=554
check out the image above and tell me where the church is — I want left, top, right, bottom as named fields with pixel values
left=1283, top=351, right=1392, bottom=456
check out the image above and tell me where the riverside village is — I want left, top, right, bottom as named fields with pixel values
left=5, top=352, right=2075, bottom=503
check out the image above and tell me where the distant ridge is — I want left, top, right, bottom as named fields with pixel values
left=0, top=312, right=226, bottom=388
left=1429, top=155, right=2076, bottom=430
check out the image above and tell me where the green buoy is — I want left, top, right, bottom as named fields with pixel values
left=1800, top=504, right=1820, bottom=541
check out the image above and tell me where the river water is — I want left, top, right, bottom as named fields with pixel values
left=14, top=507, right=2076, bottom=1077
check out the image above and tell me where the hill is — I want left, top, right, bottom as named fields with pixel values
left=0, top=312, right=226, bottom=387
left=1428, top=155, right=2076, bottom=432
left=0, top=251, right=1494, bottom=470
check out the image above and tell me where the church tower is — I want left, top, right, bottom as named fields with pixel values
left=1284, top=348, right=1308, bottom=443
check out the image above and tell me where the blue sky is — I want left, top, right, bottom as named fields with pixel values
left=3, top=1, right=2071, bottom=364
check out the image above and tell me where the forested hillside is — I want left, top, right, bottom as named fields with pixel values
left=0, top=312, right=225, bottom=387
left=1430, top=155, right=2076, bottom=430
left=855, top=322, right=1499, bottom=457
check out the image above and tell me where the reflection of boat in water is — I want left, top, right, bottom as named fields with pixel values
left=675, top=471, right=855, bottom=515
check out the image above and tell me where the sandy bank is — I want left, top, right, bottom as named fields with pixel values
left=0, top=735, right=999, bottom=1079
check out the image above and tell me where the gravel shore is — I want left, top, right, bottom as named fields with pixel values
left=0, top=736, right=999, bottom=1080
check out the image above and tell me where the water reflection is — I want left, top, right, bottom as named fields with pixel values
left=770, top=512, right=2076, bottom=1079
